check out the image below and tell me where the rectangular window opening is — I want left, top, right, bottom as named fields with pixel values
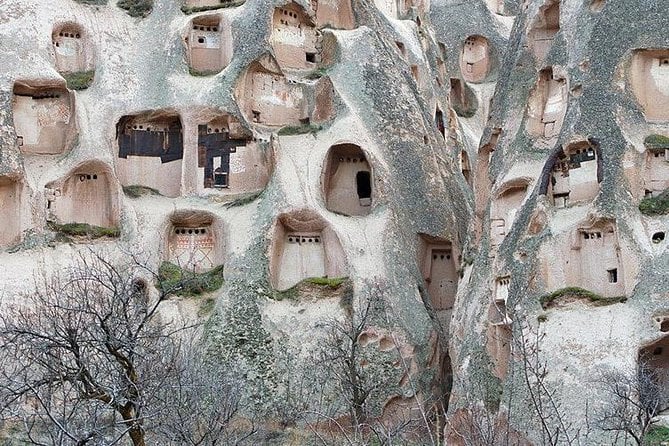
left=607, top=268, right=618, bottom=284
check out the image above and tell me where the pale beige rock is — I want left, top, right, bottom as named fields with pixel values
left=269, top=209, right=347, bottom=291
left=184, top=14, right=233, bottom=75
left=52, top=21, right=95, bottom=74
left=165, top=210, right=225, bottom=272
left=528, top=0, right=559, bottom=61
left=459, top=36, right=490, bottom=83
left=321, top=143, right=373, bottom=216
left=629, top=50, right=669, bottom=122
left=526, top=67, right=568, bottom=140
left=12, top=81, right=75, bottom=155
left=45, top=160, right=120, bottom=229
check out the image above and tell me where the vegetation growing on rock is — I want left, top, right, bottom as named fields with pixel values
left=49, top=222, right=120, bottom=239
left=157, top=262, right=225, bottom=297
left=639, top=190, right=669, bottom=216
left=180, top=0, right=245, bottom=15
left=117, top=0, right=153, bottom=17
left=277, top=124, right=323, bottom=136
left=122, top=184, right=161, bottom=198
left=540, top=287, right=627, bottom=309
left=644, top=134, right=669, bottom=150
left=272, top=277, right=350, bottom=301
left=63, top=70, right=95, bottom=90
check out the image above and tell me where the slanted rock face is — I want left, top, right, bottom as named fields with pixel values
left=0, top=0, right=667, bottom=444
left=312, top=0, right=355, bottom=29
left=438, top=1, right=668, bottom=443
left=629, top=49, right=669, bottom=122
left=271, top=2, right=321, bottom=70
left=0, top=177, right=22, bottom=248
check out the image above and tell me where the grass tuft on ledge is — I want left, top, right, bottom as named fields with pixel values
left=50, top=222, right=120, bottom=239
left=117, top=0, right=153, bottom=17
left=277, top=124, right=323, bottom=136
left=188, top=67, right=220, bottom=77
left=222, top=190, right=263, bottom=208
left=304, top=277, right=347, bottom=289
left=639, top=189, right=669, bottom=216
left=272, top=277, right=349, bottom=301
left=540, top=287, right=626, bottom=309
left=305, top=67, right=328, bottom=80
left=123, top=185, right=161, bottom=198
left=644, top=425, right=669, bottom=446
left=157, top=262, right=224, bottom=297
left=181, top=0, right=245, bottom=14
left=74, top=0, right=108, bottom=4
left=644, top=134, right=669, bottom=150
left=63, top=71, right=95, bottom=90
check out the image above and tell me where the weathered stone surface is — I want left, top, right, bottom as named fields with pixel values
left=0, top=0, right=667, bottom=443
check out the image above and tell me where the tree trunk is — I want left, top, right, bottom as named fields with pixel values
left=128, top=425, right=146, bottom=446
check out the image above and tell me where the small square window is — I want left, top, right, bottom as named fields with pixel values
left=607, top=268, right=618, bottom=284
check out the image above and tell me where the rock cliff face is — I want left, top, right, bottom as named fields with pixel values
left=0, top=0, right=667, bottom=443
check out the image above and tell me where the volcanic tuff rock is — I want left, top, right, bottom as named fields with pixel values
left=0, top=0, right=668, bottom=444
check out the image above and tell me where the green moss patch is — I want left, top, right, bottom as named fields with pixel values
left=74, top=0, right=107, bottom=4
left=222, top=190, right=263, bottom=208
left=277, top=124, right=323, bottom=136
left=49, top=222, right=120, bottom=240
left=272, top=277, right=349, bottom=301
left=117, top=0, right=153, bottom=17
left=188, top=67, right=220, bottom=77
left=304, top=277, right=347, bottom=288
left=181, top=0, right=245, bottom=14
left=540, top=287, right=626, bottom=309
left=305, top=67, right=328, bottom=80
left=644, top=134, right=669, bottom=151
left=644, top=426, right=669, bottom=446
left=122, top=185, right=161, bottom=198
left=63, top=70, right=95, bottom=90
left=639, top=189, right=669, bottom=216
left=157, top=262, right=224, bottom=297
left=198, top=297, right=216, bottom=317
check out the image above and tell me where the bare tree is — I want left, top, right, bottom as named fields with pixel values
left=318, top=292, right=378, bottom=429
left=152, top=341, right=256, bottom=445
left=512, top=316, right=588, bottom=446
left=0, top=251, right=246, bottom=446
left=308, top=280, right=440, bottom=445
left=595, top=362, right=664, bottom=445
left=446, top=404, right=507, bottom=446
